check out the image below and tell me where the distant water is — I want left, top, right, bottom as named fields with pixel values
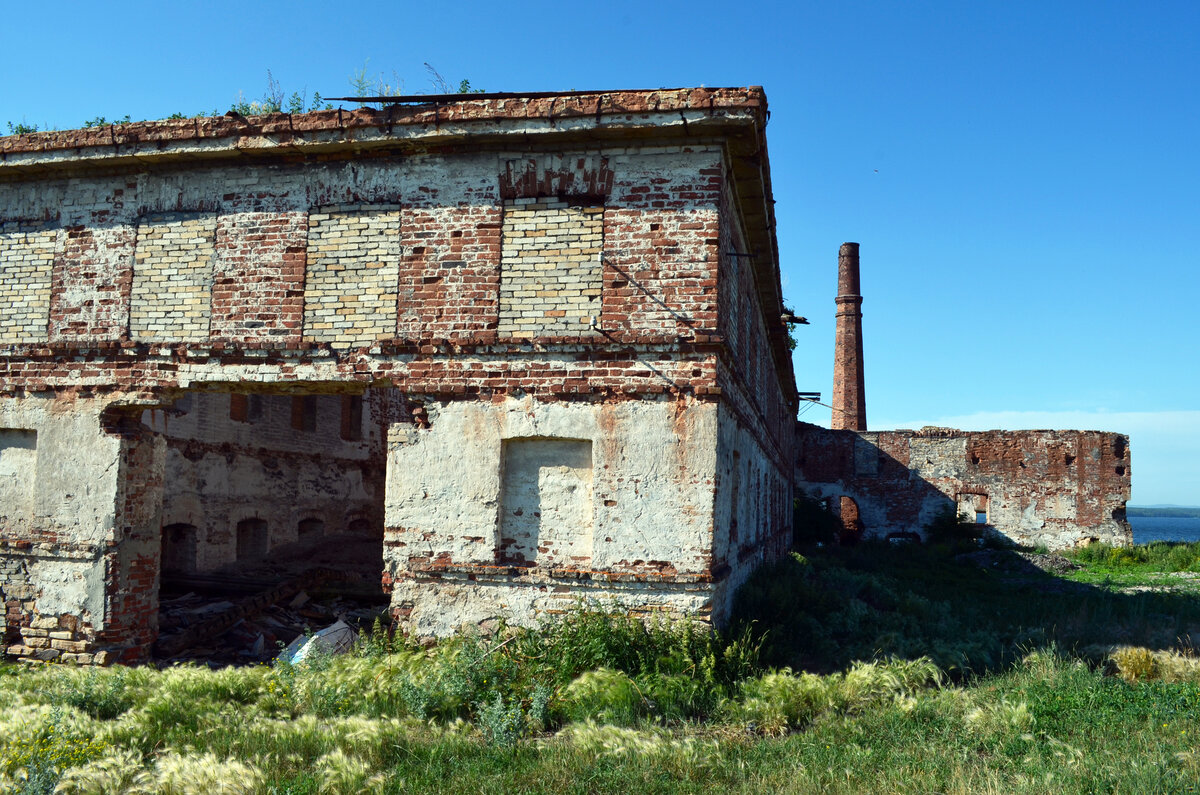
left=1129, top=516, right=1200, bottom=544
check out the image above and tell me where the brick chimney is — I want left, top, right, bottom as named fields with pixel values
left=832, top=242, right=866, bottom=431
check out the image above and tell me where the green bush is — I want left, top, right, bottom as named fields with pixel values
left=923, top=506, right=980, bottom=547
left=792, top=493, right=840, bottom=546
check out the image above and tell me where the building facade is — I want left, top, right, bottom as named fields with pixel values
left=0, top=88, right=796, bottom=661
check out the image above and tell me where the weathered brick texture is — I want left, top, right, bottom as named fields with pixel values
left=499, top=199, right=602, bottom=337
left=0, top=223, right=55, bottom=343
left=0, top=88, right=797, bottom=658
left=795, top=423, right=1132, bottom=549
left=49, top=224, right=134, bottom=340
left=130, top=213, right=216, bottom=342
left=211, top=211, right=306, bottom=343
left=303, top=205, right=401, bottom=346
left=397, top=206, right=500, bottom=337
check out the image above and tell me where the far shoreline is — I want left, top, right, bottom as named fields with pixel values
left=1127, top=506, right=1200, bottom=519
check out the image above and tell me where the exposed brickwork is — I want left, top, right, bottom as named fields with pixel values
left=0, top=223, right=55, bottom=343
left=499, top=199, right=602, bottom=337
left=130, top=213, right=216, bottom=342
left=811, top=239, right=1129, bottom=549
left=397, top=206, right=500, bottom=338
left=794, top=423, right=1132, bottom=549
left=49, top=224, right=134, bottom=340
left=832, top=243, right=866, bottom=431
left=211, top=211, right=306, bottom=343
left=499, top=154, right=614, bottom=201
left=303, top=205, right=401, bottom=346
left=0, top=88, right=767, bottom=162
left=0, top=88, right=797, bottom=660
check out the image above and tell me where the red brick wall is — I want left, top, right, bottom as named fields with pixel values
left=49, top=225, right=135, bottom=340
left=794, top=423, right=1132, bottom=548
left=211, top=211, right=307, bottom=343
left=397, top=206, right=501, bottom=338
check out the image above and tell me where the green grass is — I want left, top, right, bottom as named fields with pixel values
left=735, top=542, right=1200, bottom=675
left=1059, top=541, right=1200, bottom=591
left=2, top=541, right=1200, bottom=793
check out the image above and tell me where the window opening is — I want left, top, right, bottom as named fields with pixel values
left=230, top=393, right=248, bottom=422
left=161, top=523, right=198, bottom=574
left=298, top=518, right=324, bottom=539
left=236, top=518, right=269, bottom=560
left=341, top=395, right=363, bottom=441
left=291, top=395, right=317, bottom=432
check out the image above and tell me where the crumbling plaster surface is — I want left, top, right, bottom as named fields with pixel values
left=385, top=395, right=722, bottom=635
left=794, top=423, right=1132, bottom=549
left=0, top=393, right=163, bottom=661
left=0, top=394, right=121, bottom=548
left=388, top=576, right=721, bottom=640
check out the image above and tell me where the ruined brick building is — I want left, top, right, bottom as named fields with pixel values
left=795, top=243, right=1133, bottom=549
left=0, top=88, right=796, bottom=662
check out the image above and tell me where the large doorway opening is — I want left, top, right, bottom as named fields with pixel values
left=141, top=386, right=401, bottom=663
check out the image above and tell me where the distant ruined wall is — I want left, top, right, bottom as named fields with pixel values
left=794, top=423, right=1132, bottom=550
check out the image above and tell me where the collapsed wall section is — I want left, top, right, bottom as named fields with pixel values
left=141, top=390, right=391, bottom=575
left=794, top=423, right=1132, bottom=549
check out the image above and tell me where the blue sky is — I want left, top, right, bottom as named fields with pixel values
left=2, top=1, right=1196, bottom=504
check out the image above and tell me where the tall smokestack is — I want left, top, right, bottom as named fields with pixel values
left=832, top=242, right=866, bottom=431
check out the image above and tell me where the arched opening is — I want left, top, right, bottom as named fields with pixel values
left=838, top=496, right=863, bottom=546
left=236, top=518, right=269, bottom=561
left=298, top=518, right=324, bottom=540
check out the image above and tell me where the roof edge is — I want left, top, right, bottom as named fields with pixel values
left=0, top=87, right=767, bottom=159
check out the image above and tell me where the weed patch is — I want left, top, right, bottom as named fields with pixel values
left=0, top=545, right=1198, bottom=792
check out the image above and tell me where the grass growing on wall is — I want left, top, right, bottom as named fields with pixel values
left=1, top=541, right=1200, bottom=793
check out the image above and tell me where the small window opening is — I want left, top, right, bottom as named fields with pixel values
left=975, top=510, right=987, bottom=525
left=291, top=395, right=317, bottom=432
left=341, top=395, right=363, bottom=441
left=236, top=518, right=269, bottom=560
left=232, top=394, right=264, bottom=423
left=1064, top=453, right=1076, bottom=466
left=230, top=393, right=249, bottom=422
left=1116, top=465, right=1126, bottom=476
left=298, top=518, right=324, bottom=539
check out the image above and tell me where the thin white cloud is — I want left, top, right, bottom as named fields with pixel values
left=873, top=410, right=1199, bottom=506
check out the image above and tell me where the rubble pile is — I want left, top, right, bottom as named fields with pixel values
left=154, top=532, right=389, bottom=665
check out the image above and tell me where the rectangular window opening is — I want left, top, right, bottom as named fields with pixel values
left=291, top=395, right=318, bottom=432
left=341, top=395, right=364, bottom=441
